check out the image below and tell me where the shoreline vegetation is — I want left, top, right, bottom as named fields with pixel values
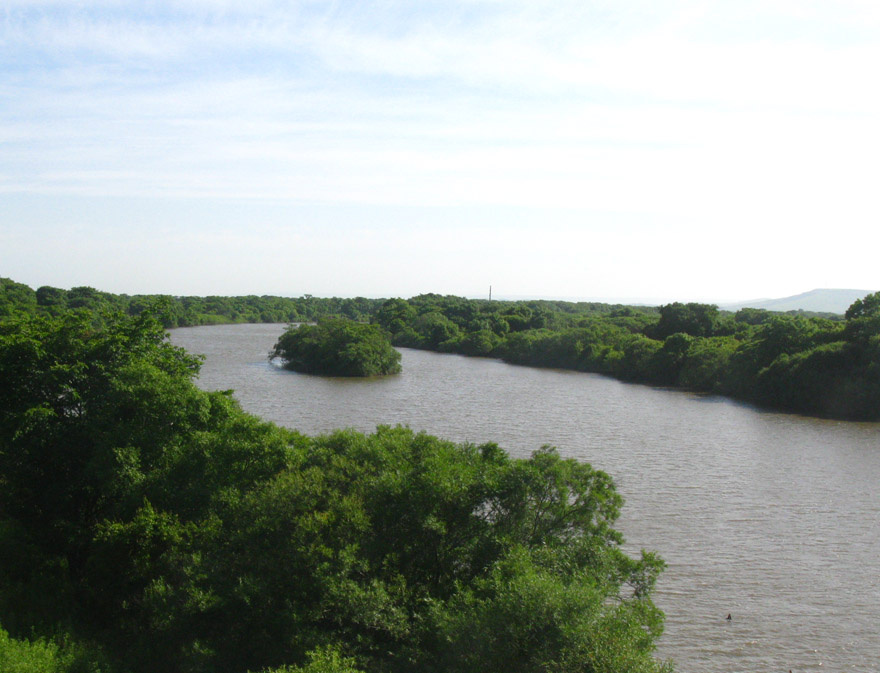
left=0, top=307, right=670, bottom=673
left=272, top=319, right=401, bottom=377
left=2, top=277, right=878, bottom=420
left=2, top=276, right=876, bottom=670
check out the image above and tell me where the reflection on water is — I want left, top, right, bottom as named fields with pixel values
left=170, top=323, right=880, bottom=673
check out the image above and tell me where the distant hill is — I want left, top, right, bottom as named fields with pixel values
left=721, top=288, right=874, bottom=315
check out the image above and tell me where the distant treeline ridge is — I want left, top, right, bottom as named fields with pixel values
left=2, top=278, right=877, bottom=420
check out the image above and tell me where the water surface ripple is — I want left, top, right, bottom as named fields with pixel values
left=170, top=323, right=880, bottom=673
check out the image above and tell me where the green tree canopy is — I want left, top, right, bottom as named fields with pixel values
left=844, top=291, right=880, bottom=320
left=272, top=319, right=402, bottom=377
left=0, top=308, right=671, bottom=673
left=0, top=278, right=37, bottom=317
left=652, top=303, right=719, bottom=339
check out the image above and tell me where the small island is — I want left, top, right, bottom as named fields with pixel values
left=272, top=318, right=402, bottom=376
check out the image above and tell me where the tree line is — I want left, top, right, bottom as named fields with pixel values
left=371, top=293, right=878, bottom=420
left=3, top=278, right=876, bottom=419
left=0, top=278, right=381, bottom=326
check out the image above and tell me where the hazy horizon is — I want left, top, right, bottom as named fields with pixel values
left=3, top=1, right=878, bottom=301
left=5, top=273, right=874, bottom=314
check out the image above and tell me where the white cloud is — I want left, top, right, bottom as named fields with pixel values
left=3, top=0, right=880, bottom=298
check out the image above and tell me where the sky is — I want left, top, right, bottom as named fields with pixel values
left=1, top=0, right=879, bottom=303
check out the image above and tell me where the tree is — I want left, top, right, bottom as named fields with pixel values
left=727, top=315, right=828, bottom=389
left=0, top=310, right=203, bottom=545
left=677, top=337, right=737, bottom=391
left=650, top=333, right=693, bottom=385
left=411, top=311, right=461, bottom=350
left=1, top=305, right=671, bottom=673
left=35, top=286, right=69, bottom=313
left=195, top=430, right=670, bottom=673
left=653, top=303, right=719, bottom=339
left=272, top=319, right=401, bottom=376
left=457, top=329, right=502, bottom=357
left=372, top=299, right=417, bottom=337
left=0, top=623, right=96, bottom=673
left=844, top=291, right=880, bottom=320
left=733, top=307, right=771, bottom=326
left=65, top=286, right=112, bottom=311
left=0, top=278, right=37, bottom=317
left=0, top=309, right=295, bottom=667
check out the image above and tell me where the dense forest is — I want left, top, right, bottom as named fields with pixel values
left=2, top=276, right=878, bottom=669
left=0, top=304, right=670, bottom=672
left=0, top=278, right=381, bottom=326
left=370, top=293, right=880, bottom=420
left=2, top=277, right=878, bottom=419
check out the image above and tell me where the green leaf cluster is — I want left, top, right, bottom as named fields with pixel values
left=7, top=276, right=873, bottom=417
left=272, top=319, right=401, bottom=377
left=372, top=293, right=880, bottom=420
left=1, top=309, right=669, bottom=672
left=1, top=277, right=384, bottom=328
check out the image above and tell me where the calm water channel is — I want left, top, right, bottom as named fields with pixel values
left=169, top=323, right=880, bottom=673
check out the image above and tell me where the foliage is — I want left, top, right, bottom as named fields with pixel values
left=272, top=319, right=401, bottom=377
left=0, top=625, right=109, bottom=673
left=260, top=647, right=366, bottom=673
left=0, top=309, right=298, bottom=670
left=651, top=302, right=719, bottom=339
left=0, top=626, right=68, bottom=673
left=0, top=310, right=670, bottom=673
left=373, top=293, right=878, bottom=419
left=845, top=292, right=880, bottom=320
left=0, top=278, right=37, bottom=318
left=1, top=277, right=386, bottom=328
left=3, top=277, right=877, bottom=418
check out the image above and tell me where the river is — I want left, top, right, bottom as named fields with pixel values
left=169, top=323, right=880, bottom=673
